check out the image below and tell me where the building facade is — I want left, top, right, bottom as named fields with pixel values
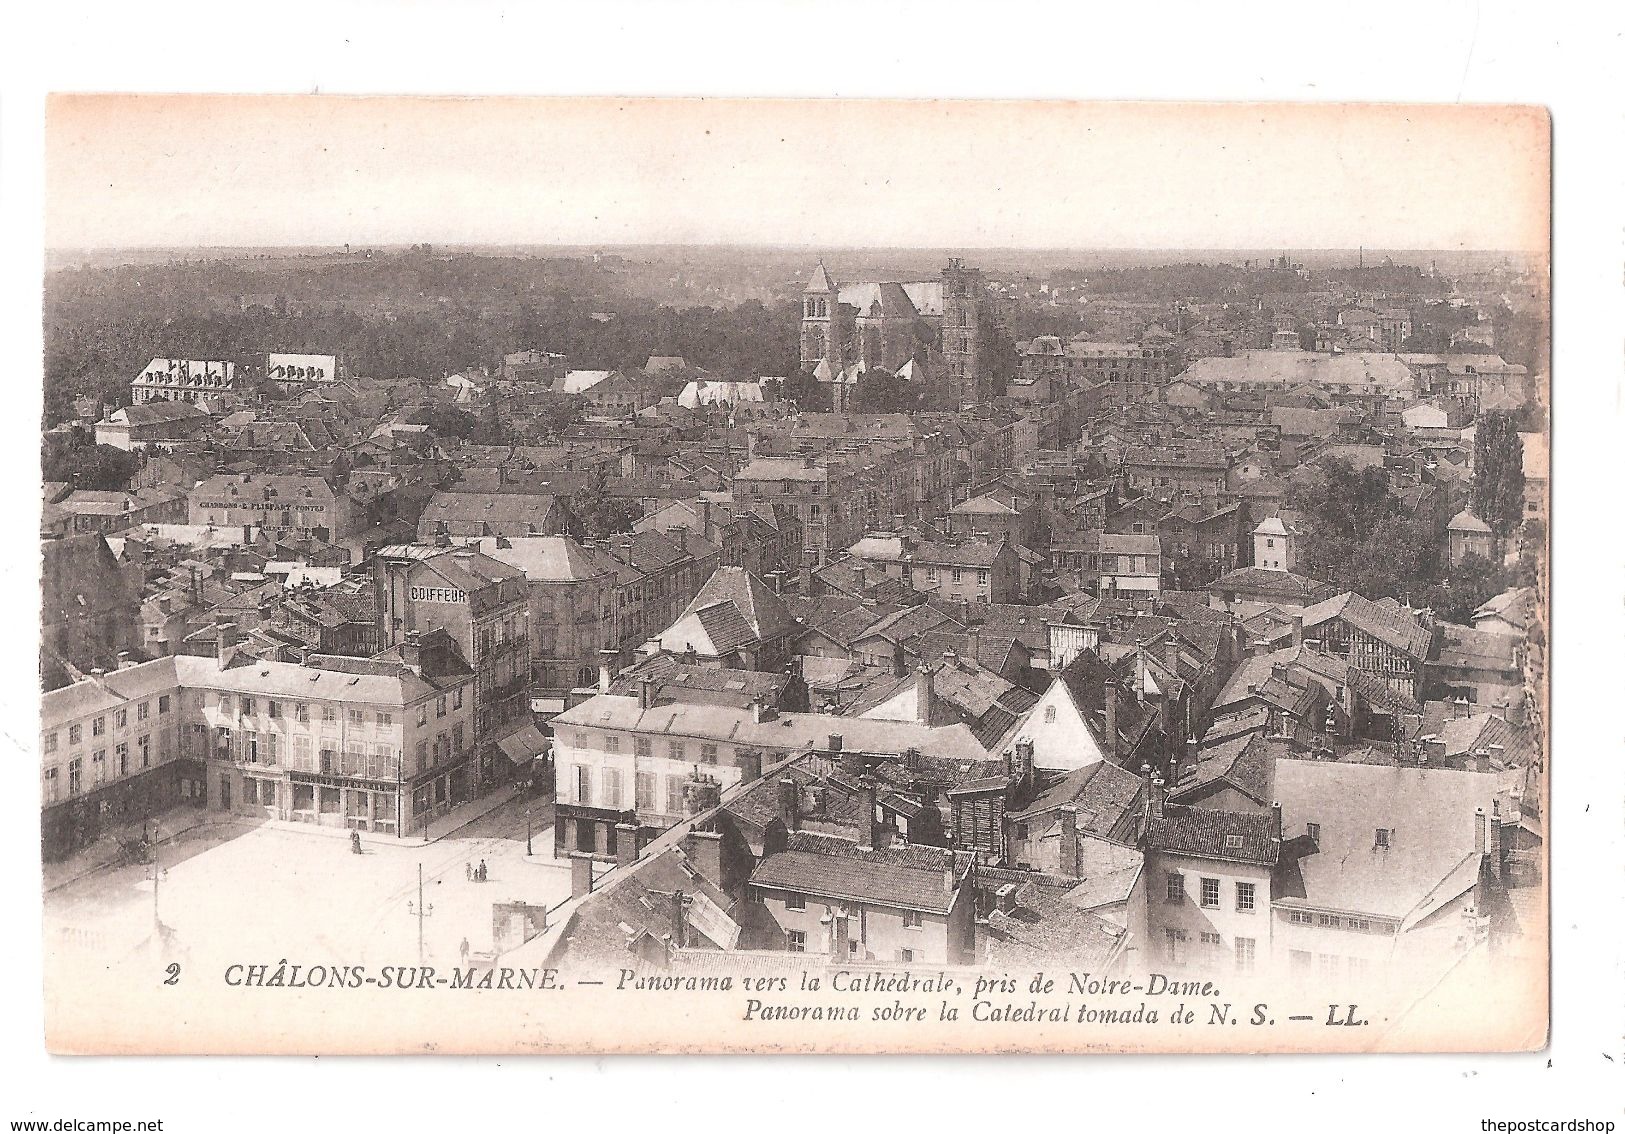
left=373, top=545, right=531, bottom=740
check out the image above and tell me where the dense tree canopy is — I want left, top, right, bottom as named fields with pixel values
left=1472, top=412, right=1526, bottom=537
left=43, top=442, right=140, bottom=492
left=567, top=471, right=639, bottom=540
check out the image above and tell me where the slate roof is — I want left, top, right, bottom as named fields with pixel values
left=465, top=535, right=613, bottom=582
left=418, top=491, right=564, bottom=527
left=784, top=596, right=902, bottom=649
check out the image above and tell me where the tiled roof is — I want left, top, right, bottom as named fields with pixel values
left=1174, top=732, right=1279, bottom=807
left=1211, top=566, right=1329, bottom=601
left=982, top=881, right=1128, bottom=969
left=1008, top=761, right=1143, bottom=838
left=1434, top=623, right=1519, bottom=671
left=1147, top=805, right=1279, bottom=865
left=1335, top=593, right=1434, bottom=659
left=680, top=567, right=798, bottom=641
left=750, top=849, right=958, bottom=915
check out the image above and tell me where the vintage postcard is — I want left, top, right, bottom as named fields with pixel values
left=38, top=96, right=1549, bottom=1054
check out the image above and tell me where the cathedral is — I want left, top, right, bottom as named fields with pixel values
left=798, top=257, right=990, bottom=411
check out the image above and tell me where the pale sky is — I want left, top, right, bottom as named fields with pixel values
left=45, top=97, right=1549, bottom=252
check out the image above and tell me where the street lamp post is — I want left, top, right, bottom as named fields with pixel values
left=406, top=862, right=434, bottom=964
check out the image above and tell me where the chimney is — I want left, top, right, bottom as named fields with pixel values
left=1474, top=807, right=1486, bottom=856
left=1103, top=685, right=1120, bottom=762
left=917, top=663, right=943, bottom=727
left=852, top=562, right=867, bottom=596
left=1488, top=799, right=1503, bottom=879
left=776, top=777, right=800, bottom=832
left=858, top=781, right=878, bottom=850
left=1272, top=801, right=1283, bottom=842
left=638, top=676, right=656, bottom=710
left=1058, top=806, right=1080, bottom=878
left=995, top=882, right=1019, bottom=913
left=1015, top=738, right=1035, bottom=782
left=399, top=630, right=422, bottom=673
left=1164, top=634, right=1180, bottom=674
left=216, top=621, right=240, bottom=667
left=570, top=853, right=594, bottom=898
left=892, top=641, right=906, bottom=679
left=735, top=748, right=762, bottom=783
left=684, top=829, right=725, bottom=891
left=670, top=888, right=686, bottom=951
left=597, top=649, right=618, bottom=693
left=799, top=562, right=814, bottom=596
left=965, top=623, right=981, bottom=664
left=615, top=823, right=639, bottom=866
left=1291, top=615, right=1304, bottom=650
left=942, top=860, right=958, bottom=895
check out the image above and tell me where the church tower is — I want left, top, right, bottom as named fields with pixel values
left=940, top=257, right=986, bottom=409
left=800, top=261, right=838, bottom=373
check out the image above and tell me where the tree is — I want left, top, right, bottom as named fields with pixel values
left=856, top=368, right=920, bottom=414
left=408, top=403, right=477, bottom=440
left=567, top=471, right=638, bottom=540
left=43, top=442, right=140, bottom=491
left=1421, top=554, right=1510, bottom=625
left=1472, top=412, right=1525, bottom=538
left=1287, top=458, right=1392, bottom=544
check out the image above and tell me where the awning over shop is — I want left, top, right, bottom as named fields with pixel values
left=497, top=723, right=550, bottom=766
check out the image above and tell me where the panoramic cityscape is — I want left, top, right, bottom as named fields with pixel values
left=36, top=97, right=1550, bottom=1053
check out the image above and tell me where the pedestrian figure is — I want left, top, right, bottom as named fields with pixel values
left=465, top=861, right=472, bottom=882
left=459, top=937, right=470, bottom=964
left=478, top=859, right=488, bottom=883
left=350, top=831, right=362, bottom=855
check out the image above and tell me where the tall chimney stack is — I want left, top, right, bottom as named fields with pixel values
left=858, top=781, right=878, bottom=851
left=216, top=621, right=240, bottom=667
left=1103, top=685, right=1120, bottom=762
left=776, top=777, right=800, bottom=832
left=1059, top=806, right=1080, bottom=878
